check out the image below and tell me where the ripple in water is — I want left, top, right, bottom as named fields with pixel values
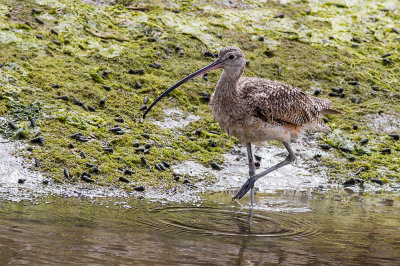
left=141, top=206, right=320, bottom=239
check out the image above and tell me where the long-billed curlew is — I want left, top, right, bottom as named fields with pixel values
left=143, top=47, right=340, bottom=206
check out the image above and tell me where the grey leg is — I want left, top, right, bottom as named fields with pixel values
left=233, top=141, right=296, bottom=200
left=246, top=143, right=256, bottom=207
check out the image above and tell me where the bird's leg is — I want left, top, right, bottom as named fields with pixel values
left=233, top=142, right=296, bottom=200
left=246, top=143, right=256, bottom=207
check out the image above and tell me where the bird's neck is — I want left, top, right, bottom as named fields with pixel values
left=214, top=68, right=241, bottom=99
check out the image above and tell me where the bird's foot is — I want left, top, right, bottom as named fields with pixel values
left=232, top=177, right=256, bottom=200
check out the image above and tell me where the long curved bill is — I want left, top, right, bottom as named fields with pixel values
left=143, top=58, right=222, bottom=119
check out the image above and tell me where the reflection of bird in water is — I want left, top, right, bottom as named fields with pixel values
left=231, top=209, right=253, bottom=266
left=144, top=47, right=340, bottom=206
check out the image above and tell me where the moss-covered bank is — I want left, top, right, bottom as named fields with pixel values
left=0, top=0, right=399, bottom=189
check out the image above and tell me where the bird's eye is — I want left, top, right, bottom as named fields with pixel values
left=228, top=54, right=235, bottom=60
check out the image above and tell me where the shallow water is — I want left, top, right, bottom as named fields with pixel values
left=1, top=190, right=399, bottom=265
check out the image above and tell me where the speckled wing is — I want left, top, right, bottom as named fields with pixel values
left=239, top=77, right=333, bottom=127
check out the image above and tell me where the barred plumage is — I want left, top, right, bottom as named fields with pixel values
left=143, top=46, right=340, bottom=205
left=209, top=47, right=340, bottom=144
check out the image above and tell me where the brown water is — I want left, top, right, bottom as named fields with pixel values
left=1, top=190, right=400, bottom=265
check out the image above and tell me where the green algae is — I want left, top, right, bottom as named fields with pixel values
left=0, top=0, right=399, bottom=191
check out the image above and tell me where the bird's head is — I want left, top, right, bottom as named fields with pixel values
left=143, top=46, right=246, bottom=119
left=217, top=46, right=246, bottom=71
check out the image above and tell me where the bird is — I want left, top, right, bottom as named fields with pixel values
left=143, top=46, right=340, bottom=206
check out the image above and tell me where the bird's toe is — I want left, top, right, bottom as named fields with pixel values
left=232, top=178, right=255, bottom=200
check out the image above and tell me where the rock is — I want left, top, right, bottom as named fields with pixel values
left=332, top=87, right=344, bottom=93
left=158, top=163, right=165, bottom=171
left=339, top=146, right=351, bottom=153
left=200, top=92, right=210, bottom=101
left=35, top=34, right=42, bottom=39
left=328, top=92, right=340, bottom=97
left=388, top=134, right=399, bottom=140
left=64, top=169, right=70, bottom=178
left=380, top=148, right=391, bottom=154
left=52, top=40, right=61, bottom=46
left=155, top=163, right=162, bottom=171
left=352, top=125, right=358, bottom=130
left=81, top=173, right=95, bottom=183
left=354, top=167, right=365, bottom=175
left=211, top=162, right=222, bottom=170
left=360, top=138, right=368, bottom=145
left=80, top=151, right=86, bottom=158
left=7, top=120, right=17, bottom=130
left=343, top=178, right=364, bottom=187
left=119, top=176, right=130, bottom=183
left=55, top=95, right=69, bottom=101
left=140, top=105, right=147, bottom=111
left=142, top=133, right=150, bottom=139
left=135, top=80, right=142, bottom=89
left=109, top=127, right=121, bottom=132
left=141, top=156, right=147, bottom=165
left=134, top=186, right=145, bottom=191
left=371, top=85, right=379, bottom=91
left=319, top=144, right=331, bottom=150
left=254, top=161, right=260, bottom=167
left=254, top=154, right=262, bottom=161
left=383, top=58, right=393, bottom=65
left=42, top=180, right=49, bottom=185
left=162, top=161, right=170, bottom=168
left=88, top=106, right=95, bottom=112
left=165, top=48, right=170, bottom=55
left=31, top=137, right=45, bottom=146
left=98, top=97, right=106, bottom=106
left=128, top=69, right=144, bottom=75
left=351, top=97, right=361, bottom=104
left=81, top=104, right=89, bottom=111
left=313, top=88, right=321, bottom=96
left=143, top=96, right=149, bottom=104
left=135, top=147, right=145, bottom=152
left=18, top=178, right=27, bottom=184
left=352, top=36, right=361, bottom=43
left=32, top=8, right=42, bottom=14
left=51, top=84, right=60, bottom=88
left=371, top=179, right=384, bottom=185
left=273, top=13, right=284, bottom=18
left=34, top=158, right=40, bottom=167
left=144, top=143, right=151, bottom=149
left=34, top=17, right=44, bottom=24
left=149, top=62, right=161, bottom=69
left=29, top=117, right=36, bottom=127
left=124, top=169, right=134, bottom=175
left=183, top=179, right=190, bottom=184
left=258, top=36, right=265, bottom=41
left=133, top=142, right=140, bottom=147
left=51, top=29, right=58, bottom=35
left=204, top=51, right=216, bottom=57
left=102, top=85, right=111, bottom=91
left=103, top=147, right=113, bottom=153
left=382, top=53, right=391, bottom=58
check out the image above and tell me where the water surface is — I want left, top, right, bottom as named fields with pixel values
left=1, top=190, right=399, bottom=265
